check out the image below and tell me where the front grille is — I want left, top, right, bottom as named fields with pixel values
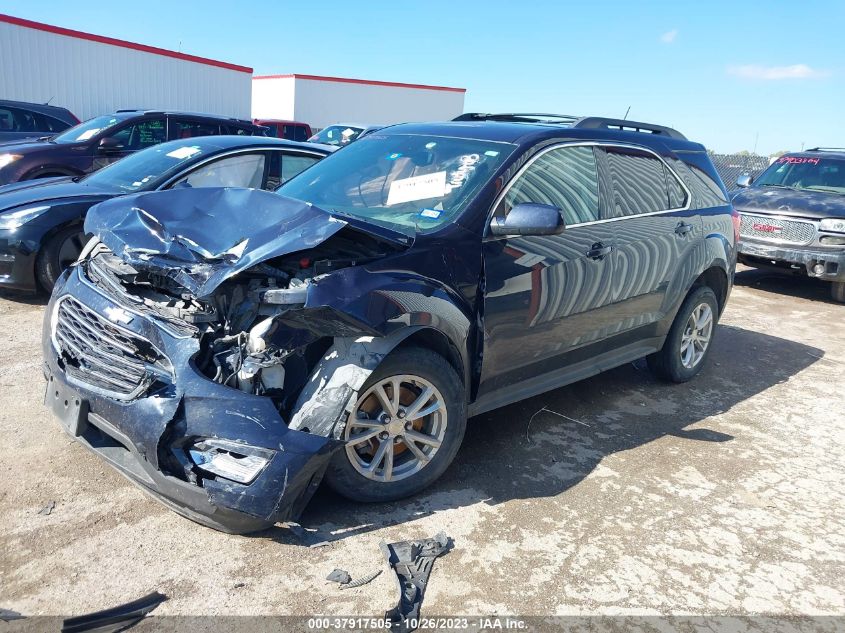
left=739, top=213, right=816, bottom=245
left=53, top=297, right=169, bottom=400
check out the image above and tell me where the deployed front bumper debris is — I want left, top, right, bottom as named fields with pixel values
left=61, top=591, right=166, bottom=633
left=381, top=532, right=452, bottom=632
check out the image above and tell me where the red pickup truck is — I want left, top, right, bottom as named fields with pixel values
left=253, top=119, right=312, bottom=142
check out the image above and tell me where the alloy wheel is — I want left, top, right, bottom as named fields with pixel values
left=344, top=375, right=447, bottom=483
left=680, top=302, right=713, bottom=369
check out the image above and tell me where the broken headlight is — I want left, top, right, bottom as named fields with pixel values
left=187, top=439, right=272, bottom=484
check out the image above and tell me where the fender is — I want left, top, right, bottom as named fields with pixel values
left=270, top=266, right=474, bottom=438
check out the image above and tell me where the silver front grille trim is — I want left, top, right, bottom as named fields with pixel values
left=51, top=296, right=170, bottom=401
left=739, top=213, right=816, bottom=246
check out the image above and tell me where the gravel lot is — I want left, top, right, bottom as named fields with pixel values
left=1, top=266, right=843, bottom=625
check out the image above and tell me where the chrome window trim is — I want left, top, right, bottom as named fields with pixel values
left=485, top=140, right=693, bottom=235
left=159, top=146, right=328, bottom=190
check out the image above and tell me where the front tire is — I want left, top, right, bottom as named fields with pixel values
left=647, top=286, right=719, bottom=383
left=831, top=281, right=845, bottom=303
left=35, top=225, right=87, bottom=293
left=325, top=346, right=466, bottom=503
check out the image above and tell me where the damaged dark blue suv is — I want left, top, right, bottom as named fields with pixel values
left=42, top=114, right=736, bottom=533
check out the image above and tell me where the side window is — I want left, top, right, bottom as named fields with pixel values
left=665, top=164, right=688, bottom=208
left=499, top=145, right=600, bottom=225
left=111, top=119, right=167, bottom=150
left=281, top=154, right=319, bottom=183
left=172, top=153, right=266, bottom=189
left=34, top=113, right=71, bottom=133
left=0, top=107, right=39, bottom=132
left=172, top=119, right=219, bottom=139
left=293, top=126, right=309, bottom=142
left=603, top=147, right=670, bottom=216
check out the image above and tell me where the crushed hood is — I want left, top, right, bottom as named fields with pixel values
left=85, top=187, right=348, bottom=297
left=732, top=186, right=845, bottom=220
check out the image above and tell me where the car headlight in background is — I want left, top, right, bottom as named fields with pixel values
left=0, top=154, right=23, bottom=169
left=0, top=205, right=50, bottom=230
left=187, top=438, right=272, bottom=484
left=819, top=218, right=845, bottom=234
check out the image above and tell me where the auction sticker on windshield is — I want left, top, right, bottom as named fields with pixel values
left=167, top=146, right=202, bottom=160
left=387, top=171, right=447, bottom=205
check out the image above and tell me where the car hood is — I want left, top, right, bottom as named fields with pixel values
left=732, top=186, right=845, bottom=220
left=0, top=138, right=56, bottom=151
left=0, top=177, right=116, bottom=212
left=85, top=187, right=352, bottom=297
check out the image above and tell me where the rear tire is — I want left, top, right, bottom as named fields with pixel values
left=647, top=286, right=719, bottom=383
left=325, top=346, right=466, bottom=503
left=831, top=281, right=845, bottom=303
left=35, top=225, right=87, bottom=293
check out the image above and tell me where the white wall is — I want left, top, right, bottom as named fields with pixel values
left=251, top=76, right=465, bottom=128
left=251, top=77, right=296, bottom=120
left=294, top=78, right=465, bottom=128
left=0, top=21, right=252, bottom=120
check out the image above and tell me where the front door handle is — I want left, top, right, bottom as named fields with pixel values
left=675, top=222, right=694, bottom=236
left=586, top=243, right=613, bottom=260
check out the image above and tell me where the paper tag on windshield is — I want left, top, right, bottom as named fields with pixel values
left=166, top=146, right=201, bottom=159
left=77, top=129, right=99, bottom=141
left=387, top=171, right=447, bottom=205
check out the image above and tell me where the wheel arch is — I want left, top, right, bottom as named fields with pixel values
left=692, top=265, right=729, bottom=315
left=390, top=327, right=467, bottom=391
left=22, top=165, right=83, bottom=181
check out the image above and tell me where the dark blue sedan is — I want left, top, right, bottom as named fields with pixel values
left=0, top=135, right=333, bottom=292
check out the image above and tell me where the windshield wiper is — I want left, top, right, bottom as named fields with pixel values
left=760, top=184, right=798, bottom=190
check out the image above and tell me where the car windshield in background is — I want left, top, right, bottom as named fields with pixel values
left=308, top=125, right=364, bottom=146
left=51, top=115, right=125, bottom=144
left=82, top=141, right=212, bottom=192
left=755, top=155, right=845, bottom=194
left=277, top=133, right=515, bottom=233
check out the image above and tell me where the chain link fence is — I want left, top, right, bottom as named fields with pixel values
left=709, top=153, right=772, bottom=189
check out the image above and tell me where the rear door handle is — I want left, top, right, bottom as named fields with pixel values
left=675, top=222, right=694, bottom=236
left=586, top=243, right=613, bottom=260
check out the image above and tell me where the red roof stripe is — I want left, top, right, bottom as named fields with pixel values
left=253, top=73, right=466, bottom=93
left=0, top=13, right=253, bottom=74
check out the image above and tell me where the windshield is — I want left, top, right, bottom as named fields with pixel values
left=308, top=125, right=364, bottom=146
left=51, top=115, right=127, bottom=144
left=755, top=155, right=845, bottom=194
left=82, top=141, right=214, bottom=192
left=277, top=133, right=516, bottom=233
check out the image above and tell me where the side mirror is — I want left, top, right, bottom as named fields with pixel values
left=489, top=203, right=565, bottom=237
left=98, top=137, right=123, bottom=152
left=736, top=173, right=753, bottom=188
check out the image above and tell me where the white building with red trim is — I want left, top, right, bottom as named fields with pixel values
left=252, top=74, right=466, bottom=129
left=0, top=14, right=253, bottom=120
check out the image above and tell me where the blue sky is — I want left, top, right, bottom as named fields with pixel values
left=3, top=0, right=844, bottom=155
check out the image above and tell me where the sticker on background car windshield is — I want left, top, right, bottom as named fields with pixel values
left=778, top=156, right=820, bottom=165
left=167, top=146, right=201, bottom=160
left=484, top=150, right=500, bottom=157
left=387, top=153, right=403, bottom=160
left=420, top=208, right=442, bottom=219
left=386, top=171, right=447, bottom=205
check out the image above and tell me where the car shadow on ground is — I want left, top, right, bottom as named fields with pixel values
left=0, top=289, right=48, bottom=307
left=260, top=323, right=823, bottom=546
left=734, top=266, right=838, bottom=305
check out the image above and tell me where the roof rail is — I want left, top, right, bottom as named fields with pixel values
left=453, top=112, right=580, bottom=124
left=573, top=117, right=686, bottom=140
left=806, top=147, right=845, bottom=152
